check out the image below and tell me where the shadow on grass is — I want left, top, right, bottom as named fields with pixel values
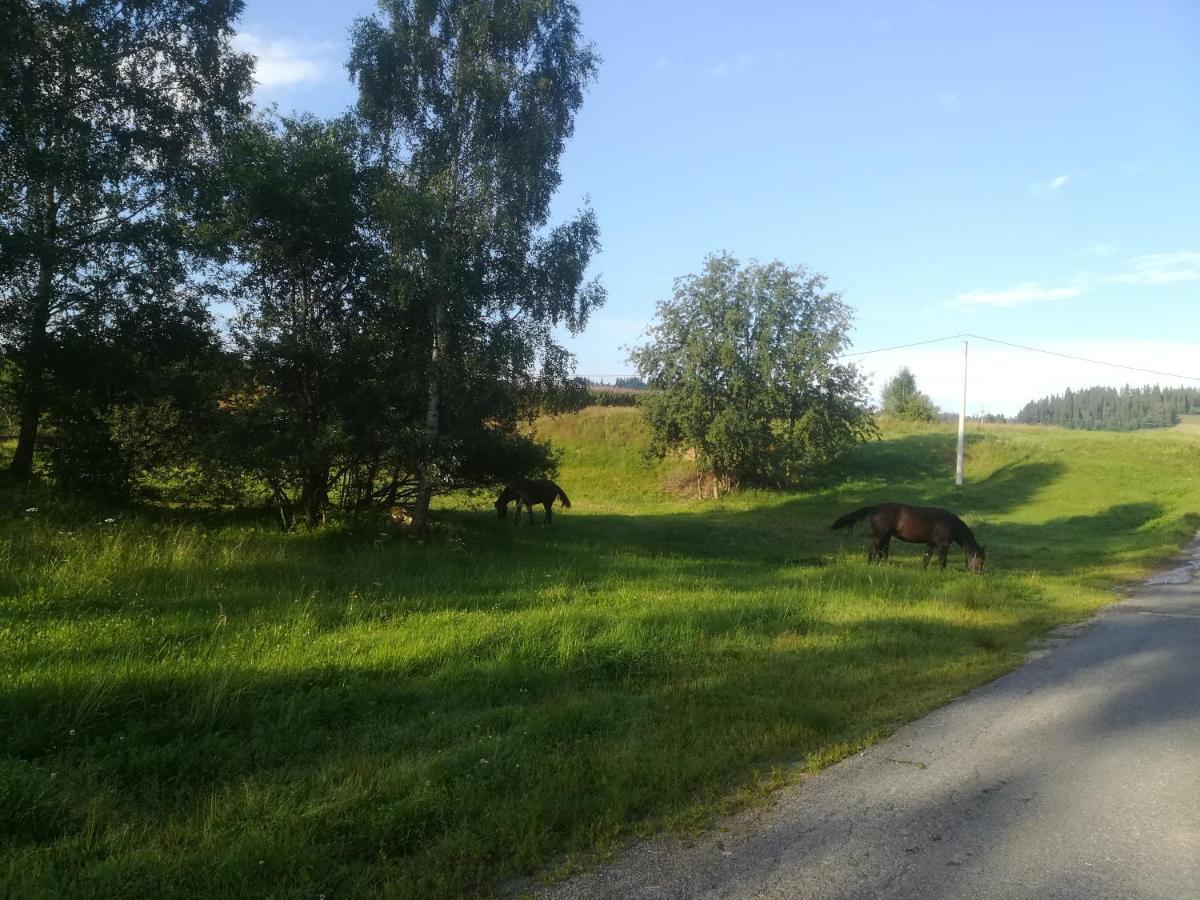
left=4, top=501, right=1196, bottom=896
left=24, top=552, right=1197, bottom=899
left=4, top=497, right=1188, bottom=639
left=0, top=604, right=1047, bottom=898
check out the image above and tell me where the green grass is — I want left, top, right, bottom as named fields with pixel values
left=2, top=408, right=1199, bottom=898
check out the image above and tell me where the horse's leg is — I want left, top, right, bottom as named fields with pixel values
left=923, top=545, right=934, bottom=569
left=867, top=522, right=882, bottom=563
left=937, top=540, right=951, bottom=571
left=870, top=535, right=888, bottom=563
left=880, top=534, right=892, bottom=563
left=527, top=501, right=535, bottom=526
left=544, top=501, right=552, bottom=525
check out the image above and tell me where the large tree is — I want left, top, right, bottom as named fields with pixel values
left=347, top=0, right=605, bottom=530
left=216, top=114, right=392, bottom=526
left=630, top=254, right=876, bottom=491
left=0, top=0, right=251, bottom=478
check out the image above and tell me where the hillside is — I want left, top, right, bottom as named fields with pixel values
left=2, top=410, right=1199, bottom=898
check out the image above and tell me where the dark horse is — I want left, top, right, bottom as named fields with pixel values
left=495, top=478, right=572, bottom=525
left=831, top=502, right=986, bottom=572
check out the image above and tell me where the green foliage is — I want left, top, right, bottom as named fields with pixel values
left=880, top=367, right=940, bottom=422
left=0, top=1, right=605, bottom=510
left=1017, top=384, right=1200, bottom=430
left=3, top=411, right=1200, bottom=896
left=348, top=0, right=605, bottom=528
left=41, top=286, right=226, bottom=501
left=630, top=254, right=876, bottom=489
left=0, top=0, right=252, bottom=479
left=213, top=113, right=396, bottom=525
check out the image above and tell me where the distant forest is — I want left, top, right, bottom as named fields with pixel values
left=588, top=377, right=648, bottom=390
left=585, top=377, right=647, bottom=407
left=1016, top=385, right=1200, bottom=430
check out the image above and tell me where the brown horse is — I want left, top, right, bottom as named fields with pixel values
left=495, top=478, right=572, bottom=525
left=831, top=502, right=986, bottom=572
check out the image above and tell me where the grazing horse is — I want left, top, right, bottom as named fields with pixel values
left=831, top=502, right=986, bottom=572
left=495, top=478, right=572, bottom=525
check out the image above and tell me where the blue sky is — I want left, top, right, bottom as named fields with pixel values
left=236, top=0, right=1200, bottom=415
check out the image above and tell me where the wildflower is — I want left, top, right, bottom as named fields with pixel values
left=24, top=507, right=38, bottom=513
left=479, top=758, right=489, bottom=765
left=69, top=729, right=75, bottom=736
left=103, top=517, right=116, bottom=525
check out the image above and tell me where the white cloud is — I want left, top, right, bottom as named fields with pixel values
left=857, top=339, right=1200, bottom=417
left=1080, top=242, right=1117, bottom=256
left=953, top=282, right=1083, bottom=308
left=234, top=32, right=327, bottom=89
left=938, top=91, right=960, bottom=111
left=1030, top=174, right=1069, bottom=195
left=708, top=53, right=754, bottom=79
left=1104, top=251, right=1200, bottom=286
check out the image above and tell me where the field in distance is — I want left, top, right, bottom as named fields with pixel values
left=3, top=407, right=1199, bottom=898
left=1174, top=413, right=1200, bottom=434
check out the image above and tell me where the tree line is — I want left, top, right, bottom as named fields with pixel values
left=1, top=0, right=603, bottom=529
left=1016, top=385, right=1200, bottom=431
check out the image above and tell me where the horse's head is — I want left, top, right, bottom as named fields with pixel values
left=495, top=497, right=508, bottom=519
left=968, top=546, right=987, bottom=573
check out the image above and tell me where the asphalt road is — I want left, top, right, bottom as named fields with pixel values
left=527, top=538, right=1200, bottom=900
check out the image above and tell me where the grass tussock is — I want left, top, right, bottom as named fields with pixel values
left=2, top=410, right=1199, bottom=897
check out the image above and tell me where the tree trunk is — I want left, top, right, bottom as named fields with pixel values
left=299, top=462, right=329, bottom=527
left=10, top=182, right=56, bottom=480
left=10, top=340, right=46, bottom=479
left=410, top=299, right=444, bottom=532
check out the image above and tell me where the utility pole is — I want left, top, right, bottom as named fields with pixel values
left=956, top=339, right=968, bottom=486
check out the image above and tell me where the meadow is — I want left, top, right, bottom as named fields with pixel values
left=2, top=408, right=1199, bottom=898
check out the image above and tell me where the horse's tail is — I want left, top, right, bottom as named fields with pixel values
left=830, top=506, right=874, bottom=531
left=556, top=485, right=572, bottom=509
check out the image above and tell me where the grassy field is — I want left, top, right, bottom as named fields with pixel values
left=2, top=408, right=1199, bottom=898
left=1175, top=413, right=1200, bottom=434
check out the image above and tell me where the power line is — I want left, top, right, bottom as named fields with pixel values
left=841, top=332, right=1200, bottom=383
left=585, top=332, right=1200, bottom=384
left=962, top=334, right=1200, bottom=384
left=841, top=333, right=969, bottom=358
